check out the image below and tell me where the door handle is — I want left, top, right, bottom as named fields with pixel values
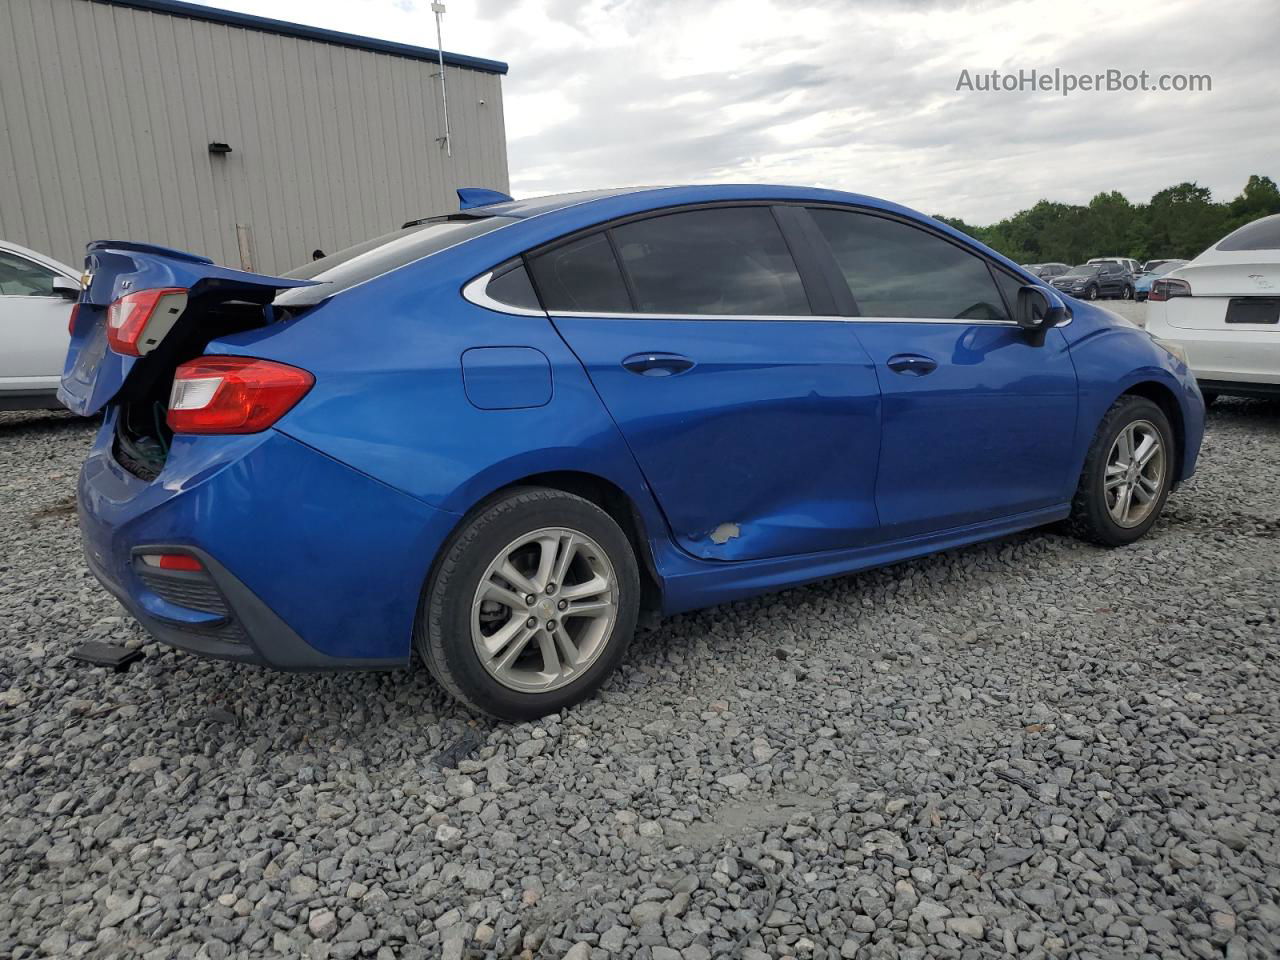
left=622, top=352, right=695, bottom=377
left=886, top=353, right=938, bottom=376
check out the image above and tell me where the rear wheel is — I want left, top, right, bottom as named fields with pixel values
left=1067, top=396, right=1174, bottom=546
left=416, top=487, right=640, bottom=721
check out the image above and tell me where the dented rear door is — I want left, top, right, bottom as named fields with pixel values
left=533, top=206, right=882, bottom=562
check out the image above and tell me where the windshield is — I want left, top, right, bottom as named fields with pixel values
left=1063, top=264, right=1101, bottom=277
left=1151, top=260, right=1185, bottom=276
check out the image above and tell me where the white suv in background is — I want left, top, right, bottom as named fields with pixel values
left=1145, top=214, right=1280, bottom=403
left=0, top=241, right=80, bottom=410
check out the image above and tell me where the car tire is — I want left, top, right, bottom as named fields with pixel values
left=1121, top=285, right=1133, bottom=300
left=416, top=486, right=640, bottom=721
left=1066, top=396, right=1175, bottom=547
left=1087, top=285, right=1100, bottom=301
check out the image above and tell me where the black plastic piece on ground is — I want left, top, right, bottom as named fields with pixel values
left=69, top=642, right=144, bottom=672
left=432, top=727, right=487, bottom=769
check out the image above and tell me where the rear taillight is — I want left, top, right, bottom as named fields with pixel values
left=106, top=287, right=189, bottom=356
left=67, top=302, right=80, bottom=335
left=167, top=356, right=314, bottom=434
left=139, top=553, right=204, bottom=572
left=1149, top=278, right=1192, bottom=302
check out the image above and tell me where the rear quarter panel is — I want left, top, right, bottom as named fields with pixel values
left=215, top=237, right=668, bottom=542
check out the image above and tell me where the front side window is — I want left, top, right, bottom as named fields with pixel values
left=0, top=251, right=57, bottom=296
left=611, top=207, right=811, bottom=316
left=809, top=209, right=1008, bottom=321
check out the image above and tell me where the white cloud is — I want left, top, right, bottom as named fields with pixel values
left=206, top=0, right=1279, bottom=222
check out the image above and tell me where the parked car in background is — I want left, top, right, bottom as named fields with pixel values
left=1134, top=259, right=1189, bottom=301
left=61, top=184, right=1203, bottom=720
left=1051, top=262, right=1136, bottom=300
left=1023, top=262, right=1071, bottom=281
left=1089, top=256, right=1142, bottom=275
left=1142, top=258, right=1182, bottom=273
left=1146, top=213, right=1280, bottom=402
left=0, top=241, right=81, bottom=409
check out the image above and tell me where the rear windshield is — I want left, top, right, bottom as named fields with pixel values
left=276, top=216, right=514, bottom=306
left=1217, top=215, right=1280, bottom=251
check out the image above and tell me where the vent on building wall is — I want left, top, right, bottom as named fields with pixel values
left=208, top=142, right=233, bottom=155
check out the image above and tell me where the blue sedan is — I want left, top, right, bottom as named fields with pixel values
left=1134, top=259, right=1189, bottom=301
left=61, top=185, right=1204, bottom=719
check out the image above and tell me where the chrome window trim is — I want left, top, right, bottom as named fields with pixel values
left=462, top=271, right=548, bottom=317
left=545, top=310, right=1067, bottom=327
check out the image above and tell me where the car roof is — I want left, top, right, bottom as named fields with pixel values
left=471, top=184, right=1032, bottom=278
left=0, top=240, right=78, bottom=277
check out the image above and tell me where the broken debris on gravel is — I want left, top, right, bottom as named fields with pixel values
left=0, top=403, right=1277, bottom=960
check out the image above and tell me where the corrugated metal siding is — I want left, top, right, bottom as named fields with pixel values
left=0, top=0, right=508, bottom=274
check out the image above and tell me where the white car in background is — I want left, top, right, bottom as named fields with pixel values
left=1146, top=214, right=1280, bottom=403
left=0, top=241, right=81, bottom=410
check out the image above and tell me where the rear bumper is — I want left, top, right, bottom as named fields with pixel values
left=1148, top=299, right=1280, bottom=385
left=77, top=413, right=461, bottom=669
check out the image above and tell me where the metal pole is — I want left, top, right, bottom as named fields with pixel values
left=432, top=2, right=452, bottom=157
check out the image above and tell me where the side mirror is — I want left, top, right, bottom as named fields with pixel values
left=1016, top=285, right=1067, bottom=345
left=51, top=276, right=81, bottom=300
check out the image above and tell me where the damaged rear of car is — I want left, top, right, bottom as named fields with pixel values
left=63, top=215, right=517, bottom=670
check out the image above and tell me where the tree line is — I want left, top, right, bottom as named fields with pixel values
left=934, top=174, right=1280, bottom=266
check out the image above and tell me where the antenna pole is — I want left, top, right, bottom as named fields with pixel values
left=432, top=2, right=452, bottom=157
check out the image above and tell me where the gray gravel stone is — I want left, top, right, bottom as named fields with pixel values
left=1, top=402, right=1278, bottom=959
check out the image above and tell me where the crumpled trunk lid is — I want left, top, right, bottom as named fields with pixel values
left=59, top=241, right=314, bottom=415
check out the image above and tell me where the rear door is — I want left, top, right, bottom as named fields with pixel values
left=533, top=204, right=883, bottom=562
left=0, top=249, right=72, bottom=390
left=804, top=207, right=1079, bottom=538
left=60, top=241, right=314, bottom=415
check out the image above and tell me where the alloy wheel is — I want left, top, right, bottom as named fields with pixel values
left=470, top=527, right=618, bottom=693
left=1104, top=420, right=1166, bottom=527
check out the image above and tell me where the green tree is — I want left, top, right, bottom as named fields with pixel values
left=939, top=174, right=1274, bottom=264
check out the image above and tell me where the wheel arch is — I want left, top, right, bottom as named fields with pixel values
left=1119, top=380, right=1187, bottom=482
left=432, top=469, right=666, bottom=616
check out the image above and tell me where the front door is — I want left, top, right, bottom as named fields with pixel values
left=805, top=207, right=1079, bottom=538
left=529, top=206, right=883, bottom=561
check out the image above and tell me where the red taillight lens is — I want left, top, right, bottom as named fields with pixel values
left=139, top=553, right=204, bottom=572
left=67, top=302, right=81, bottom=335
left=106, top=287, right=188, bottom=356
left=167, top=356, right=314, bottom=434
left=1149, top=278, right=1191, bottom=302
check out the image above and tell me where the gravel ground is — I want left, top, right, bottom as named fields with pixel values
left=1, top=401, right=1277, bottom=960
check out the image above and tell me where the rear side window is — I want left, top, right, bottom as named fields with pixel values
left=484, top=261, right=541, bottom=312
left=611, top=207, right=811, bottom=316
left=1217, top=215, right=1280, bottom=251
left=809, top=209, right=1008, bottom=321
left=528, top=233, right=631, bottom=312
left=0, top=251, right=57, bottom=296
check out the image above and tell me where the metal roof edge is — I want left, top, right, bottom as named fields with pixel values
left=91, top=0, right=510, bottom=75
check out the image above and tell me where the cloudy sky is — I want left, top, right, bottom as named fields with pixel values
left=213, top=0, right=1277, bottom=224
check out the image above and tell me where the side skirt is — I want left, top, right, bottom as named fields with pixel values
left=655, top=504, right=1071, bottom=615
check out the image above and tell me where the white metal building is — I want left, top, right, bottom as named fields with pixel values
left=0, top=0, right=510, bottom=274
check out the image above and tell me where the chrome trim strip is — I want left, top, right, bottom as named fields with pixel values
left=461, top=271, right=548, bottom=317
left=547, top=310, right=1023, bottom=326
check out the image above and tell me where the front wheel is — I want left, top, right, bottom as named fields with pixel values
left=1067, top=396, right=1175, bottom=546
left=1121, top=285, right=1133, bottom=300
left=1087, top=285, right=1100, bottom=301
left=416, top=487, right=640, bottom=721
